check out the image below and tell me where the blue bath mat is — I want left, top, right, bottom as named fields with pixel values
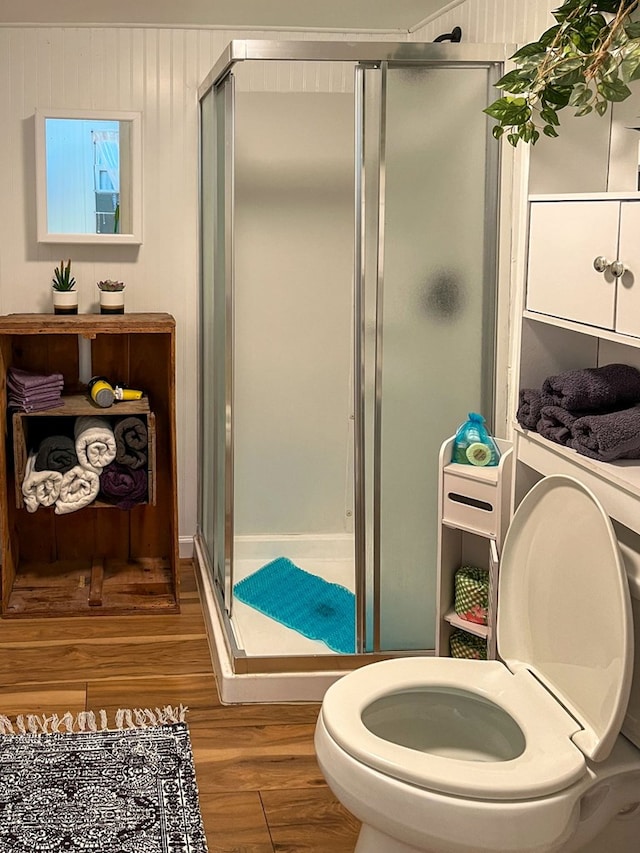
left=233, top=557, right=355, bottom=654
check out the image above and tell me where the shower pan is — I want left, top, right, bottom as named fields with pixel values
left=196, top=40, right=512, bottom=701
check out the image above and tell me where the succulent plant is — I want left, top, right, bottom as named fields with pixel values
left=97, top=279, right=125, bottom=292
left=52, top=259, right=76, bottom=291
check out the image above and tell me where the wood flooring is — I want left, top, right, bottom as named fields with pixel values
left=0, top=560, right=361, bottom=852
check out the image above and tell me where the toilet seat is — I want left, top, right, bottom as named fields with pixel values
left=322, top=475, right=635, bottom=802
left=321, top=656, right=586, bottom=800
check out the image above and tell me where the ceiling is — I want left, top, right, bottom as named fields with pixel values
left=0, top=0, right=458, bottom=32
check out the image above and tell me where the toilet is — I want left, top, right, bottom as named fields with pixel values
left=315, top=475, right=640, bottom=853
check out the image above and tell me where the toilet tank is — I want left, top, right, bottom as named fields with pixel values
left=618, top=538, right=640, bottom=749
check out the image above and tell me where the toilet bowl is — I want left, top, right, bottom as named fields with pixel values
left=315, top=475, right=640, bottom=852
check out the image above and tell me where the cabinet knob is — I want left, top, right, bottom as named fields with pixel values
left=611, top=260, right=626, bottom=278
left=593, top=256, right=610, bottom=273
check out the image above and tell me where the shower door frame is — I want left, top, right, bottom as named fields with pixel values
left=197, top=39, right=515, bottom=674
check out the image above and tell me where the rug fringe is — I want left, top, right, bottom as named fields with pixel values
left=0, top=705, right=188, bottom=735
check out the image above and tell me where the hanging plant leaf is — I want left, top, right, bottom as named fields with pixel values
left=598, top=78, right=633, bottom=99
left=484, top=0, right=640, bottom=145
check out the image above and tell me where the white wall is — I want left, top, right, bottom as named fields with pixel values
left=0, top=25, right=401, bottom=546
left=411, top=0, right=556, bottom=43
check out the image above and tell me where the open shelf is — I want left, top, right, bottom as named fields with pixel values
left=11, top=398, right=156, bottom=510
left=443, top=609, right=489, bottom=640
left=515, top=424, right=640, bottom=536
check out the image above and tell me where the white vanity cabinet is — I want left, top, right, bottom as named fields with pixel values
left=516, top=192, right=640, bottom=547
left=527, top=196, right=640, bottom=337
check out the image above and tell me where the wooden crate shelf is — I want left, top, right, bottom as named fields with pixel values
left=12, top=397, right=157, bottom=510
left=0, top=313, right=179, bottom=618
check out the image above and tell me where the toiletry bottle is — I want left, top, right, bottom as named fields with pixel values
left=451, top=413, right=500, bottom=466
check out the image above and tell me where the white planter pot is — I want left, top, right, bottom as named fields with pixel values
left=52, top=290, right=78, bottom=315
left=99, top=290, right=125, bottom=314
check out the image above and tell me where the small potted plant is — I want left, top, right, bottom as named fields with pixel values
left=52, top=259, right=77, bottom=315
left=97, top=279, right=125, bottom=314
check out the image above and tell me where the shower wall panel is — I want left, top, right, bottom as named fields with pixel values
left=233, top=90, right=355, bottom=536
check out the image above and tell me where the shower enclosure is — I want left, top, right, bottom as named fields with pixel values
left=197, top=40, right=510, bottom=696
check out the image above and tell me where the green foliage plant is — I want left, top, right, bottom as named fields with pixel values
left=52, top=259, right=76, bottom=291
left=485, top=0, right=640, bottom=146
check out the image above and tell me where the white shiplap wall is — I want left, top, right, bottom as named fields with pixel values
left=0, top=26, right=402, bottom=547
left=412, top=0, right=556, bottom=43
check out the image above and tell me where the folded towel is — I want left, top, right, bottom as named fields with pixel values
left=114, top=417, right=148, bottom=470
left=8, top=367, right=64, bottom=391
left=99, top=461, right=148, bottom=509
left=9, top=389, right=60, bottom=404
left=54, top=465, right=100, bottom=514
left=537, top=406, right=580, bottom=446
left=74, top=416, right=116, bottom=473
left=21, top=451, right=63, bottom=513
left=34, top=436, right=78, bottom=475
left=542, top=363, right=640, bottom=411
left=517, top=388, right=553, bottom=430
left=8, top=398, right=63, bottom=413
left=571, top=405, right=640, bottom=461
left=8, top=383, right=63, bottom=401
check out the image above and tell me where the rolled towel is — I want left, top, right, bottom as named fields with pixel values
left=35, top=436, right=78, bottom=475
left=536, top=406, right=580, bottom=446
left=99, top=461, right=148, bottom=509
left=571, top=405, right=640, bottom=462
left=54, top=465, right=100, bottom=514
left=517, top=388, right=553, bottom=430
left=21, top=451, right=62, bottom=513
left=542, top=363, right=640, bottom=411
left=74, top=416, right=116, bottom=473
left=114, top=417, right=148, bottom=470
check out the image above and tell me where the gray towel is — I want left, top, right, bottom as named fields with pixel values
left=34, top=436, right=78, bottom=475
left=571, top=405, right=640, bottom=461
left=543, top=363, right=640, bottom=411
left=517, top=388, right=553, bottom=430
left=114, top=417, right=148, bottom=470
left=537, top=406, right=580, bottom=446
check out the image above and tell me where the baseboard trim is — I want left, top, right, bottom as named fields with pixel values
left=179, top=536, right=194, bottom=559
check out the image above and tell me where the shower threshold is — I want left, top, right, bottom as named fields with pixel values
left=193, top=537, right=404, bottom=703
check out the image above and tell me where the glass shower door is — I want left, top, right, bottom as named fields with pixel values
left=360, top=62, right=500, bottom=651
left=199, top=73, right=235, bottom=607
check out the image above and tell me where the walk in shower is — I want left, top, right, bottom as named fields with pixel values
left=196, top=40, right=510, bottom=700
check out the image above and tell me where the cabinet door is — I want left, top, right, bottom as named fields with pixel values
left=527, top=201, right=618, bottom=329
left=615, top=201, right=640, bottom=337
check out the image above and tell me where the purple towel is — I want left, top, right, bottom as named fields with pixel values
left=8, top=382, right=63, bottom=399
left=517, top=388, right=553, bottom=430
left=99, top=461, right=148, bottom=509
left=7, top=367, right=64, bottom=391
left=543, top=363, right=640, bottom=411
left=8, top=388, right=63, bottom=405
left=537, top=406, right=580, bottom=446
left=571, top=405, right=640, bottom=461
left=8, top=397, right=63, bottom=413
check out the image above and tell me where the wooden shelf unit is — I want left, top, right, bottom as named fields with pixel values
left=0, top=313, right=179, bottom=618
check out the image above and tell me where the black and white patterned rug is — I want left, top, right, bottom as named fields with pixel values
left=0, top=707, right=208, bottom=852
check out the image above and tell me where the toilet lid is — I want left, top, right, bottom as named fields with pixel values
left=497, top=474, right=633, bottom=762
